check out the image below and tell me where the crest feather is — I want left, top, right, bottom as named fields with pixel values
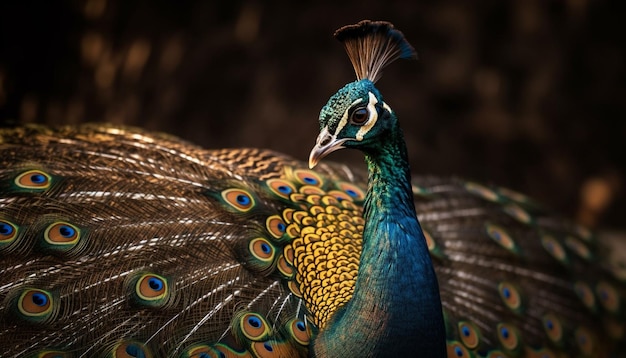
left=334, top=20, right=417, bottom=83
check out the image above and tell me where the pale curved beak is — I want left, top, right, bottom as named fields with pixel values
left=308, top=127, right=349, bottom=168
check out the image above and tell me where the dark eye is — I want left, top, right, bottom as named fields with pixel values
left=350, top=107, right=369, bottom=124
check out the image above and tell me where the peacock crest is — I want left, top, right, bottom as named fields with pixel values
left=334, top=20, right=417, bottom=83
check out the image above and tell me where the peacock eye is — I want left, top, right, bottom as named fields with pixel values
left=350, top=107, right=369, bottom=124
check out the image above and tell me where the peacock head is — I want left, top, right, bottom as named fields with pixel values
left=308, top=20, right=416, bottom=169
left=309, top=79, right=395, bottom=168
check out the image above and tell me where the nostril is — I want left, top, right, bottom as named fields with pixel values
left=320, top=137, right=330, bottom=146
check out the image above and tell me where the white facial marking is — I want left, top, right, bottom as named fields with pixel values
left=383, top=101, right=392, bottom=113
left=355, top=92, right=379, bottom=141
left=334, top=98, right=363, bottom=135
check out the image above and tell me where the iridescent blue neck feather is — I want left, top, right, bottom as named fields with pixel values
left=312, top=111, right=446, bottom=357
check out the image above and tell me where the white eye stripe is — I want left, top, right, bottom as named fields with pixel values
left=334, top=98, right=363, bottom=136
left=355, top=92, right=379, bottom=141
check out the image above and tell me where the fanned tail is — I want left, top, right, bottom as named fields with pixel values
left=411, top=176, right=626, bottom=357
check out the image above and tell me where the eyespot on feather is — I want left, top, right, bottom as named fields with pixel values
left=44, top=222, right=80, bottom=245
left=287, top=318, right=311, bottom=346
left=335, top=182, right=365, bottom=201
left=283, top=245, right=295, bottom=265
left=485, top=350, right=507, bottom=358
left=250, top=341, right=277, bottom=358
left=0, top=219, right=18, bottom=244
left=575, top=326, right=595, bottom=356
left=112, top=341, right=152, bottom=358
left=596, top=281, right=620, bottom=313
left=485, top=223, right=518, bottom=253
left=293, top=170, right=323, bottom=187
left=266, top=179, right=296, bottom=200
left=15, top=169, right=52, bottom=190
left=422, top=229, right=436, bottom=251
left=541, top=234, right=568, bottom=264
left=564, top=236, right=592, bottom=260
left=249, top=238, right=276, bottom=264
left=18, top=289, right=53, bottom=318
left=186, top=343, right=247, bottom=358
left=239, top=313, right=270, bottom=341
left=498, top=282, right=523, bottom=312
left=299, top=186, right=326, bottom=196
left=502, top=204, right=533, bottom=225
left=181, top=344, right=212, bottom=358
left=446, top=341, right=471, bottom=357
left=457, top=321, right=481, bottom=349
left=266, top=215, right=286, bottom=239
left=213, top=342, right=250, bottom=358
left=464, top=182, right=500, bottom=202
left=181, top=344, right=220, bottom=358
left=542, top=313, right=563, bottom=343
left=15, top=288, right=57, bottom=324
left=221, top=189, right=256, bottom=212
left=277, top=255, right=294, bottom=278
left=574, top=281, right=596, bottom=310
left=327, top=190, right=354, bottom=202
left=422, top=228, right=444, bottom=258
left=497, top=187, right=531, bottom=204
left=496, top=323, right=520, bottom=351
left=411, top=184, right=431, bottom=197
left=288, top=281, right=302, bottom=298
left=133, top=273, right=170, bottom=307
left=34, top=350, right=73, bottom=358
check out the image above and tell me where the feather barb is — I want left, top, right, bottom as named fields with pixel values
left=334, top=20, right=417, bottom=83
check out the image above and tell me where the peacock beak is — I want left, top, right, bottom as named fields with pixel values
left=309, top=127, right=349, bottom=168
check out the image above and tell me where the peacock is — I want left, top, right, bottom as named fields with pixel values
left=0, top=20, right=624, bottom=358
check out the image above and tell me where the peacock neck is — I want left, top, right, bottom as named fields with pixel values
left=312, top=123, right=446, bottom=357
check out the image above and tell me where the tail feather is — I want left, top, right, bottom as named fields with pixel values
left=0, top=124, right=624, bottom=356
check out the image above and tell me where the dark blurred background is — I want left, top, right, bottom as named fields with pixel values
left=0, top=0, right=624, bottom=229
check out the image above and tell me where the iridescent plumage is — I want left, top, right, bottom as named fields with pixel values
left=0, top=21, right=625, bottom=358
